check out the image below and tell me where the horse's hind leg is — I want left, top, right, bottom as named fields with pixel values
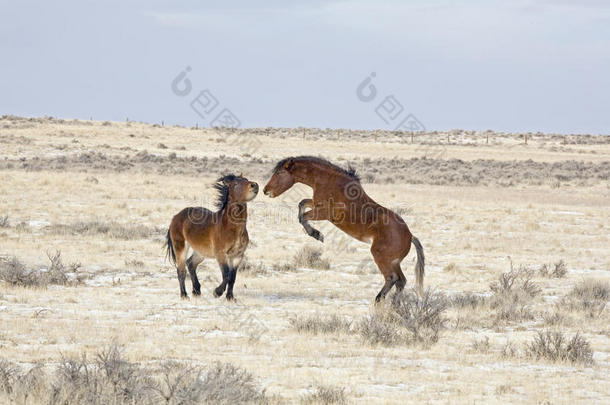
left=395, top=266, right=407, bottom=293
left=174, top=242, right=188, bottom=299
left=371, top=241, right=400, bottom=303
left=186, top=252, right=203, bottom=296
left=375, top=272, right=399, bottom=303
left=391, top=265, right=407, bottom=303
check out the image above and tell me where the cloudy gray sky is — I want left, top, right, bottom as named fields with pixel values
left=1, top=0, right=609, bottom=133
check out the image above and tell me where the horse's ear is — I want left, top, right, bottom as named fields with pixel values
left=284, top=158, right=295, bottom=171
left=219, top=176, right=231, bottom=186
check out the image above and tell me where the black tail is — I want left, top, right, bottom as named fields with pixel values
left=165, top=228, right=176, bottom=265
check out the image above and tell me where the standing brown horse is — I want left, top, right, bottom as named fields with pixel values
left=263, top=156, right=425, bottom=301
left=165, top=174, right=258, bottom=299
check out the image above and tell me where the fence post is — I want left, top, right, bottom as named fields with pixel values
left=486, top=133, right=489, bottom=144
left=525, top=133, right=528, bottom=144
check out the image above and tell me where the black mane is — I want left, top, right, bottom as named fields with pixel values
left=213, top=174, right=241, bottom=211
left=272, top=156, right=360, bottom=182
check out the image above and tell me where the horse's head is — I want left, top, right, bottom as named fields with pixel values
left=220, top=174, right=259, bottom=204
left=264, top=158, right=295, bottom=198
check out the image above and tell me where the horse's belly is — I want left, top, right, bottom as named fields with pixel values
left=189, top=239, right=215, bottom=258
left=332, top=221, right=374, bottom=244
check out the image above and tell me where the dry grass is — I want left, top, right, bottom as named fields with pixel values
left=359, top=289, right=448, bottom=346
left=561, top=279, right=609, bottom=316
left=239, top=257, right=269, bottom=276
left=293, top=246, right=330, bottom=270
left=300, top=385, right=346, bottom=404
left=450, top=265, right=542, bottom=326
left=0, top=251, right=82, bottom=288
left=538, top=260, right=568, bottom=278
left=487, top=267, right=541, bottom=323
left=525, top=331, right=594, bottom=365
left=470, top=336, right=491, bottom=353
left=0, top=345, right=268, bottom=405
left=450, top=292, right=485, bottom=309
left=1, top=118, right=609, bottom=403
left=290, top=314, right=352, bottom=335
left=46, top=220, right=160, bottom=240
left=4, top=150, right=610, bottom=187
left=124, top=259, right=145, bottom=269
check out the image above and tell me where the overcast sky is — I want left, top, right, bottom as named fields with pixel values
left=1, top=0, right=609, bottom=133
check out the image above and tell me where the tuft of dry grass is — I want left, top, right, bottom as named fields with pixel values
left=187, top=361, right=267, bottom=404
left=271, top=262, right=297, bottom=272
left=561, top=279, right=609, bottom=317
left=488, top=267, right=540, bottom=323
left=239, top=256, right=269, bottom=276
left=501, top=341, right=519, bottom=358
left=359, top=290, right=448, bottom=347
left=0, top=251, right=82, bottom=288
left=525, top=330, right=593, bottom=365
left=290, top=314, right=352, bottom=335
left=124, top=259, right=144, bottom=269
left=301, top=385, right=346, bottom=404
left=489, top=267, right=540, bottom=297
left=0, top=215, right=8, bottom=228
left=294, top=246, right=331, bottom=270
left=471, top=336, right=491, bottom=353
left=443, top=262, right=459, bottom=273
left=450, top=292, right=485, bottom=309
left=538, top=260, right=567, bottom=278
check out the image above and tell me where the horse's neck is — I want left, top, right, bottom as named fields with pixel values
left=294, top=163, right=344, bottom=189
left=293, top=164, right=319, bottom=188
left=220, top=201, right=247, bottom=228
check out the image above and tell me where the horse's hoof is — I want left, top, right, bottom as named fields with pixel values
left=181, top=294, right=189, bottom=300
left=311, top=230, right=324, bottom=242
left=226, top=294, right=235, bottom=301
left=213, top=288, right=224, bottom=298
left=192, top=290, right=201, bottom=296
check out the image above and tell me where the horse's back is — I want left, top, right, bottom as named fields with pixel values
left=170, top=206, right=214, bottom=237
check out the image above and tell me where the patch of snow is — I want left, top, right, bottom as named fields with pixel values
left=28, top=219, right=50, bottom=227
left=550, top=210, right=584, bottom=216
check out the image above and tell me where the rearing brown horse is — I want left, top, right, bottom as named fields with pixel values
left=263, top=156, right=425, bottom=301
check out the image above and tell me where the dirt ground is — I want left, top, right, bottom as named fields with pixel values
left=1, top=116, right=609, bottom=404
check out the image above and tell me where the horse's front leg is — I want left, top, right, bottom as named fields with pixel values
left=298, top=199, right=325, bottom=242
left=225, top=255, right=243, bottom=301
left=213, top=260, right=230, bottom=298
